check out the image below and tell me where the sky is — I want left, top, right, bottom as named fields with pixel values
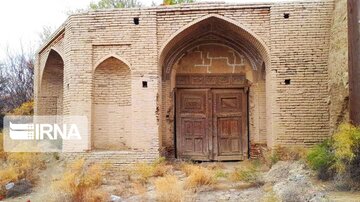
left=0, top=0, right=292, bottom=60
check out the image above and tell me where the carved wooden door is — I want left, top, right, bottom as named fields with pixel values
left=176, top=88, right=247, bottom=161
left=176, top=89, right=210, bottom=160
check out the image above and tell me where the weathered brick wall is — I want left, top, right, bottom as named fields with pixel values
left=35, top=1, right=338, bottom=163
left=156, top=5, right=271, bottom=50
left=328, top=0, right=349, bottom=134
left=269, top=1, right=334, bottom=146
left=63, top=9, right=159, bottom=154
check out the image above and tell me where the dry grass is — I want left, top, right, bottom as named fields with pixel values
left=205, top=163, right=228, bottom=179
left=0, top=169, right=18, bottom=186
left=275, top=146, right=307, bottom=161
left=0, top=132, right=6, bottom=160
left=214, top=169, right=228, bottom=179
left=180, top=163, right=199, bottom=176
left=132, top=157, right=172, bottom=183
left=181, top=164, right=217, bottom=189
left=229, top=160, right=263, bottom=186
left=52, top=158, right=108, bottom=202
left=205, top=163, right=225, bottom=170
left=132, top=163, right=155, bottom=182
left=154, top=175, right=185, bottom=202
left=0, top=152, right=45, bottom=196
left=0, top=152, right=45, bottom=184
left=8, top=101, right=34, bottom=115
left=262, top=146, right=308, bottom=167
left=132, top=181, right=147, bottom=195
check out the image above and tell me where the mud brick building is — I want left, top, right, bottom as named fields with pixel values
left=35, top=0, right=348, bottom=162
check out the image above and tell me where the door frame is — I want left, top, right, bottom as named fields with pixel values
left=174, top=73, right=250, bottom=161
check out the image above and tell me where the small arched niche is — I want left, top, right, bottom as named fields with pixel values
left=39, top=49, right=64, bottom=115
left=92, top=56, right=132, bottom=150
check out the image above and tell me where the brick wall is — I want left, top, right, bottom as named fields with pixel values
left=269, top=1, right=334, bottom=145
left=35, top=1, right=338, bottom=163
left=93, top=57, right=132, bottom=150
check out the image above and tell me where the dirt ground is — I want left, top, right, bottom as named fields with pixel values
left=3, top=159, right=360, bottom=202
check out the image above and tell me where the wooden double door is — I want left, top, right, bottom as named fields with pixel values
left=176, top=88, right=248, bottom=161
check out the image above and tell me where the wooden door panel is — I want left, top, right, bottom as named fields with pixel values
left=176, top=89, right=210, bottom=160
left=182, top=118, right=206, bottom=153
left=217, top=117, right=242, bottom=155
left=180, top=93, right=206, bottom=114
left=213, top=89, right=247, bottom=160
left=216, top=93, right=243, bottom=113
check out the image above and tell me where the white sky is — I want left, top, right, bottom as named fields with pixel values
left=0, top=0, right=292, bottom=60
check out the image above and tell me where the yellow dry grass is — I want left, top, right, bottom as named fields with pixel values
left=154, top=175, right=185, bottom=202
left=8, top=101, right=34, bottom=115
left=0, top=152, right=45, bottom=185
left=181, top=164, right=217, bottom=189
left=0, top=132, right=6, bottom=160
left=132, top=157, right=172, bottom=183
left=52, top=158, right=108, bottom=202
left=0, top=151, right=45, bottom=196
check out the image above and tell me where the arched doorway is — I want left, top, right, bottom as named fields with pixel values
left=39, top=49, right=64, bottom=115
left=174, top=43, right=256, bottom=161
left=92, top=56, right=132, bottom=150
left=159, top=15, right=269, bottom=160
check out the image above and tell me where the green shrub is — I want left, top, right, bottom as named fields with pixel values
left=307, top=123, right=360, bottom=184
left=348, top=147, right=360, bottom=183
left=332, top=123, right=360, bottom=173
left=307, top=140, right=335, bottom=180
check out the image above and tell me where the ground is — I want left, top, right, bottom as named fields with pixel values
left=3, top=157, right=360, bottom=202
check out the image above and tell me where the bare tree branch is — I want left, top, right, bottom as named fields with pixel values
left=0, top=42, right=34, bottom=114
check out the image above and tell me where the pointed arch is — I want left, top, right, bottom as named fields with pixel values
left=38, top=48, right=64, bottom=115
left=40, top=48, right=64, bottom=87
left=159, top=14, right=270, bottom=80
left=159, top=14, right=271, bottom=159
left=92, top=55, right=132, bottom=150
left=93, top=54, right=131, bottom=72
